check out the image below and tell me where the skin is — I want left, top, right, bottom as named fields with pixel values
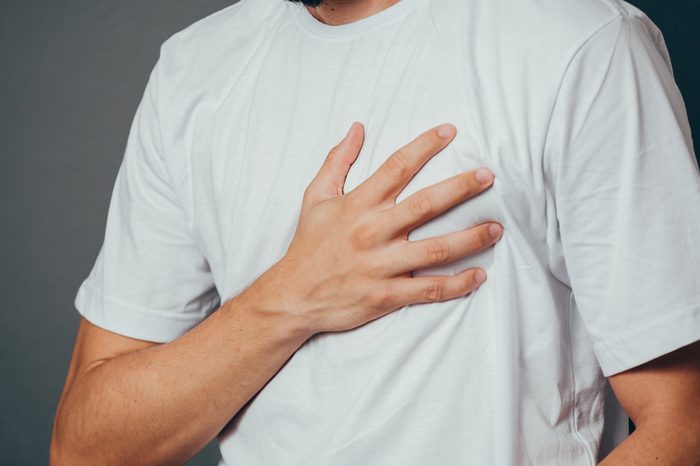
left=52, top=2, right=700, bottom=464
left=51, top=122, right=504, bottom=465
left=601, top=341, right=700, bottom=465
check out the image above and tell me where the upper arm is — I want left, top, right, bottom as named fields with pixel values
left=608, top=340, right=700, bottom=426
left=53, top=38, right=221, bottom=465
left=73, top=51, right=220, bottom=344
left=543, top=12, right=700, bottom=377
left=60, top=317, right=158, bottom=394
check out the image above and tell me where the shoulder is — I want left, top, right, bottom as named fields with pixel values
left=145, top=0, right=291, bottom=179
left=153, top=0, right=289, bottom=92
left=160, top=0, right=283, bottom=56
left=432, top=0, right=662, bottom=64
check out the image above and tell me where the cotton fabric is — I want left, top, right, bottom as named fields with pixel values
left=74, top=0, right=700, bottom=464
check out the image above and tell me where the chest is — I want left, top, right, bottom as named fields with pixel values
left=183, top=31, right=551, bottom=298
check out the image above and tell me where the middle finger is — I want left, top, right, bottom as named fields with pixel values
left=350, top=123, right=457, bottom=206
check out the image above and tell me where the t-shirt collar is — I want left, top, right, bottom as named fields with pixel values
left=291, top=0, right=426, bottom=39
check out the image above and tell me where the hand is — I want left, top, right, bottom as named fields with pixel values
left=245, top=121, right=502, bottom=335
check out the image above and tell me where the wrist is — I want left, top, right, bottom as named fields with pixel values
left=222, top=271, right=318, bottom=345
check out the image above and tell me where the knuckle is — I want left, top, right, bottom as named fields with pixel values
left=465, top=228, right=488, bottom=251
left=385, top=150, right=411, bottom=177
left=425, top=239, right=450, bottom=264
left=455, top=173, right=475, bottom=195
left=326, top=145, right=341, bottom=161
left=350, top=223, right=379, bottom=249
left=408, top=191, right=433, bottom=217
left=367, top=286, right=390, bottom=309
left=424, top=280, right=445, bottom=302
left=464, top=271, right=479, bottom=290
left=426, top=131, right=444, bottom=151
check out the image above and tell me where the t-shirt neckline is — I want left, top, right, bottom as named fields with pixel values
left=293, top=0, right=425, bottom=39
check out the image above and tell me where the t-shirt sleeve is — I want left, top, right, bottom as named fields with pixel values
left=74, top=56, right=220, bottom=343
left=543, top=12, right=700, bottom=377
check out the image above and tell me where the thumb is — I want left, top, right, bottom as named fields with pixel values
left=305, top=121, right=364, bottom=204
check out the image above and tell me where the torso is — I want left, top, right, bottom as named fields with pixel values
left=157, top=0, right=631, bottom=463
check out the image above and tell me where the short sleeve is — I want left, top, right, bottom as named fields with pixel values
left=543, top=13, right=700, bottom=376
left=74, top=56, right=220, bottom=343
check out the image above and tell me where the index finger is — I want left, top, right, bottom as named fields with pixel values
left=349, top=123, right=457, bottom=206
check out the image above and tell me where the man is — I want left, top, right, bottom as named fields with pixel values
left=51, top=0, right=700, bottom=464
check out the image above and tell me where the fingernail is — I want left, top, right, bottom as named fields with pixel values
left=437, top=123, right=455, bottom=138
left=489, top=223, right=502, bottom=239
left=474, top=269, right=486, bottom=285
left=475, top=168, right=494, bottom=185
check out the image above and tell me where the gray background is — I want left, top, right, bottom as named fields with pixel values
left=0, top=1, right=697, bottom=465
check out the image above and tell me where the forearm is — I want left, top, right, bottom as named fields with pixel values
left=599, top=415, right=700, bottom=465
left=51, top=287, right=312, bottom=466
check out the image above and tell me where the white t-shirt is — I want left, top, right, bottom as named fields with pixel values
left=74, top=0, right=700, bottom=464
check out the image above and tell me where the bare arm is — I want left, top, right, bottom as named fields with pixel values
left=600, top=340, right=700, bottom=465
left=50, top=302, right=310, bottom=465
left=50, top=122, right=502, bottom=465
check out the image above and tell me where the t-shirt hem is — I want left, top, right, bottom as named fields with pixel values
left=593, top=304, right=700, bottom=377
left=74, top=280, right=215, bottom=343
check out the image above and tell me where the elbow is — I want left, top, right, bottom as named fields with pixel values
left=49, top=415, right=82, bottom=466
left=50, top=406, right=100, bottom=466
left=49, top=440, right=71, bottom=466
left=50, top=427, right=110, bottom=466
left=49, top=426, right=72, bottom=466
left=50, top=410, right=169, bottom=466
